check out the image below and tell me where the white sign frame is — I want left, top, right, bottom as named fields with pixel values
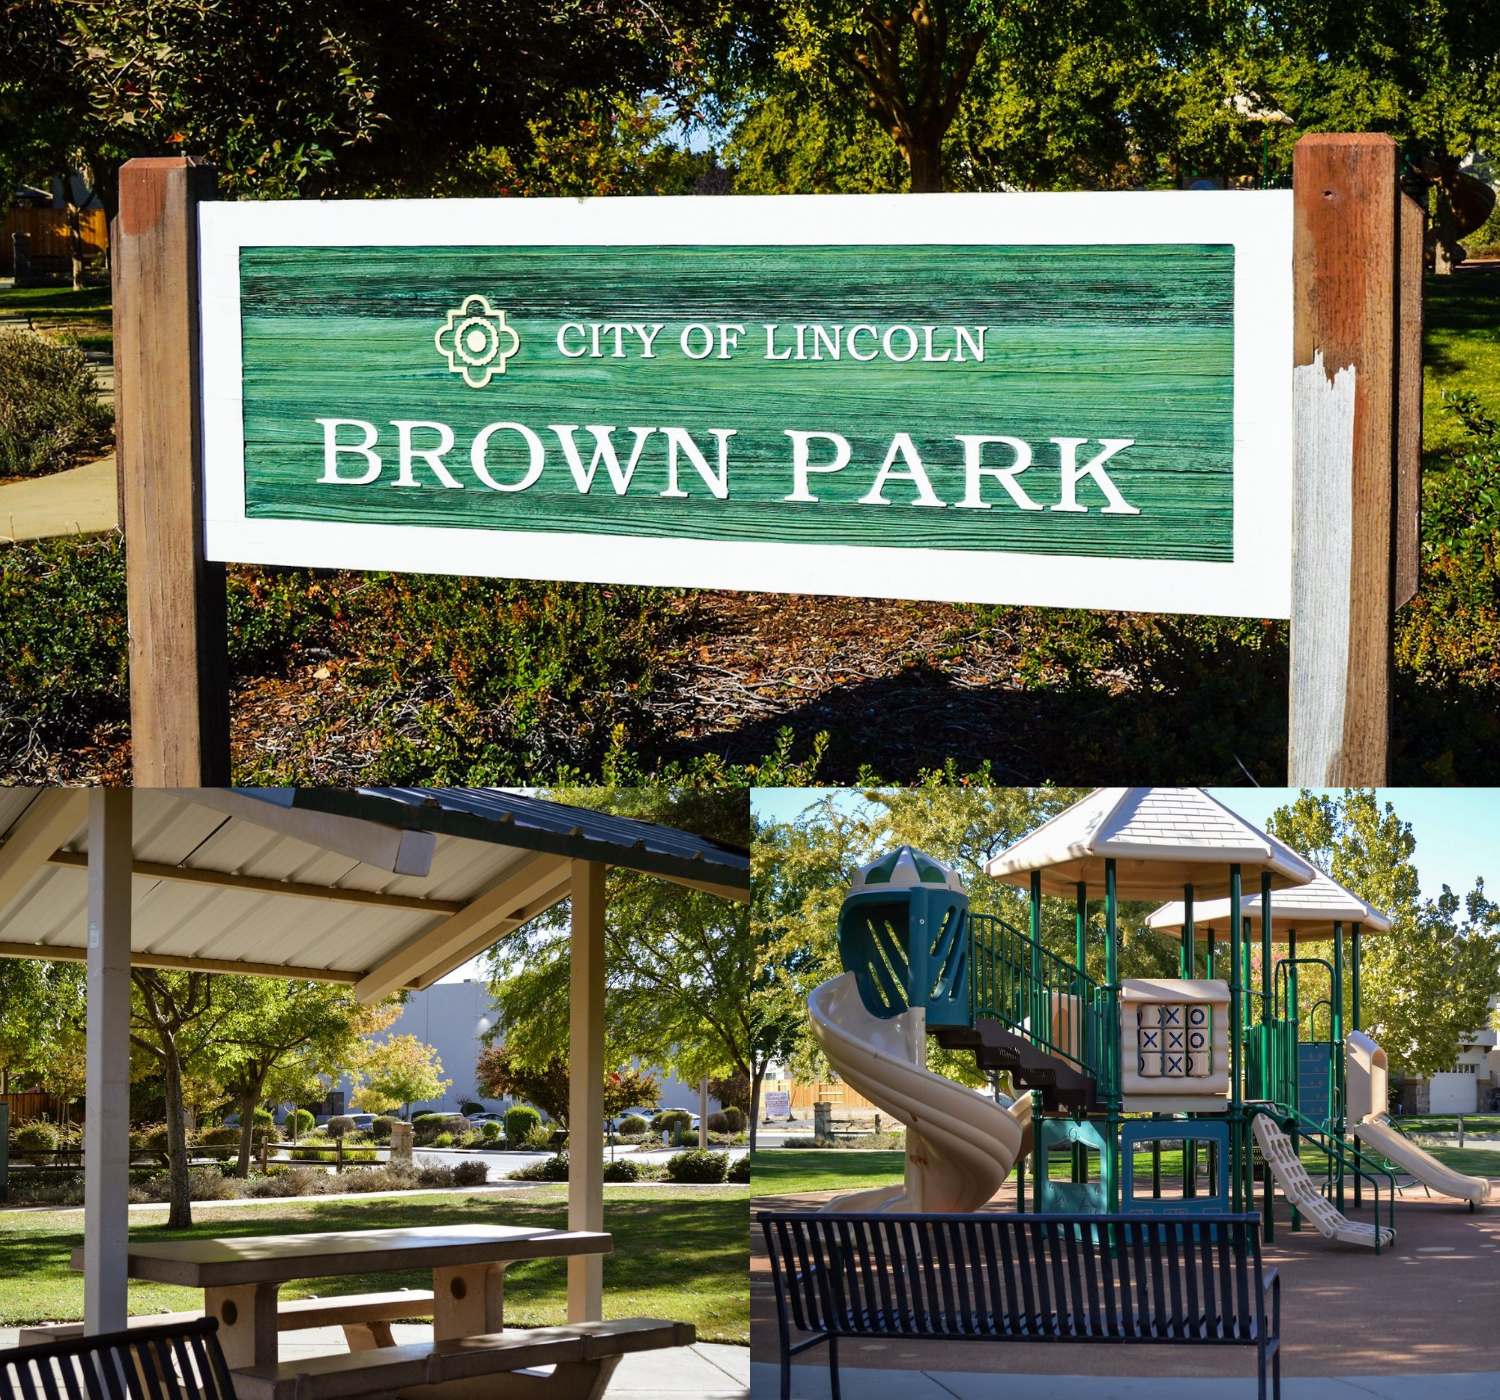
left=199, top=190, right=1294, bottom=617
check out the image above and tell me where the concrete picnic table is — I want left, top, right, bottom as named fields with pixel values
left=69, top=1224, right=611, bottom=1369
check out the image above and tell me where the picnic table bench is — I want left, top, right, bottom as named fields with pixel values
left=760, top=1210, right=1281, bottom=1400
left=42, top=1224, right=697, bottom=1400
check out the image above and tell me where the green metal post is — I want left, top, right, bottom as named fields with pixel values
left=1152, top=1137, right=1161, bottom=1197
left=1182, top=885, right=1194, bottom=978
left=1352, top=919, right=1365, bottom=1205
left=1105, top=857, right=1120, bottom=1213
left=1334, top=921, right=1346, bottom=1211
left=1229, top=865, right=1243, bottom=1212
left=1351, top=924, right=1362, bottom=1032
left=0, top=1103, right=7, bottom=1204
left=1075, top=882, right=1088, bottom=1064
left=1288, top=925, right=1300, bottom=1230
left=1206, top=927, right=1215, bottom=979
left=1031, top=870, right=1044, bottom=1036
left=1261, top=872, right=1273, bottom=1102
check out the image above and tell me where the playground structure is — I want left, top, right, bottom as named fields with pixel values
left=811, top=787, right=1492, bottom=1252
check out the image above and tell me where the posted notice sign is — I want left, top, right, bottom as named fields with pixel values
left=200, top=191, right=1293, bottom=616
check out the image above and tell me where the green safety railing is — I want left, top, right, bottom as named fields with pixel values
left=969, top=912, right=1117, bottom=1102
left=1263, top=1102, right=1398, bottom=1248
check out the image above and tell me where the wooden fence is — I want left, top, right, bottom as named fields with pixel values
left=762, top=1078, right=880, bottom=1116
left=1, top=206, right=109, bottom=276
left=1, top=1092, right=68, bottom=1123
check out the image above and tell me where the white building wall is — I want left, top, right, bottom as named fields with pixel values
left=330, top=981, right=718, bottom=1120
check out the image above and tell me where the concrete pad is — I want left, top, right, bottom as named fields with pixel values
left=750, top=1365, right=1500, bottom=1400
left=0, top=456, right=116, bottom=541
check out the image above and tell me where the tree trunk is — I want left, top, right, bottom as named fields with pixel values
left=161, top=1037, right=193, bottom=1230
left=1432, top=183, right=1461, bottom=275
left=61, top=173, right=85, bottom=291
left=748, top=1064, right=767, bottom=1154
left=236, top=1092, right=258, bottom=1178
left=906, top=138, right=945, bottom=194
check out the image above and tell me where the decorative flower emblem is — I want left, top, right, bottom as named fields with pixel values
left=435, top=295, right=520, bottom=387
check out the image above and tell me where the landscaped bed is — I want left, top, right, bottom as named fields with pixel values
left=0, top=1184, right=751, bottom=1343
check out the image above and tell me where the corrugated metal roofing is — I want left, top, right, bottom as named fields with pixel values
left=0, top=788, right=746, bottom=989
left=985, top=788, right=1318, bottom=898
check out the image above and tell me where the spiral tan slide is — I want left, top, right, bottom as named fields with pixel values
left=806, top=972, right=1030, bottom=1214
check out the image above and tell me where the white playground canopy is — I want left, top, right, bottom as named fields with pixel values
left=984, top=787, right=1318, bottom=899
left=0, top=788, right=749, bottom=1336
left=1146, top=867, right=1394, bottom=941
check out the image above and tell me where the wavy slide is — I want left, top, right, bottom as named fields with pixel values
left=807, top=972, right=1031, bottom=1213
left=1354, top=1117, right=1493, bottom=1208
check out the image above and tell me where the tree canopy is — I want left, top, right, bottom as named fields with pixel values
left=483, top=787, right=752, bottom=1092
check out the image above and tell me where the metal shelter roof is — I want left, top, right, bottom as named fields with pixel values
left=0, top=788, right=748, bottom=1004
left=1145, top=866, right=1394, bottom=940
left=984, top=787, right=1318, bottom=899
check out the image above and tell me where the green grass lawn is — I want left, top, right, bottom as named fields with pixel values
left=1398, top=1115, right=1500, bottom=1134
left=1422, top=269, right=1500, bottom=461
left=0, top=284, right=113, bottom=345
left=0, top=1186, right=750, bottom=1342
left=749, top=1136, right=1500, bottom=1204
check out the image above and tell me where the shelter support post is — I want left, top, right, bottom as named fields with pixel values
left=116, top=156, right=230, bottom=784
left=84, top=790, right=132, bottom=1335
left=1228, top=866, right=1242, bottom=1212
left=1182, top=886, right=1194, bottom=979
left=1104, top=859, right=1119, bottom=1213
left=699, top=1079, right=709, bottom=1151
left=568, top=859, right=606, bottom=1323
left=1333, top=921, right=1346, bottom=1211
left=1288, top=132, right=1422, bottom=784
left=1261, top=872, right=1273, bottom=1099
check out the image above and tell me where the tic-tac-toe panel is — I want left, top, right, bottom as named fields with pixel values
left=1119, top=979, right=1230, bottom=1103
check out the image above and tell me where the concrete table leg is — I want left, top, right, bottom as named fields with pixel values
left=432, top=1263, right=509, bottom=1339
left=204, top=1283, right=280, bottom=1368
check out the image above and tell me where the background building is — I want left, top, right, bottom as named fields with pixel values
left=329, top=980, right=719, bottom=1120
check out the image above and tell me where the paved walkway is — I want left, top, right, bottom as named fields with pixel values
left=0, top=1326, right=747, bottom=1398
left=750, top=1363, right=1500, bottom=1399
left=0, top=455, right=116, bottom=541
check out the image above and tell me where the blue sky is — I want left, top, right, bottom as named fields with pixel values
left=751, top=788, right=1500, bottom=904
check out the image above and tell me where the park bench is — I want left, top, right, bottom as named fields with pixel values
left=18, top=1291, right=437, bottom=1353
left=1, top=1316, right=236, bottom=1400
left=760, top=1210, right=1280, bottom=1400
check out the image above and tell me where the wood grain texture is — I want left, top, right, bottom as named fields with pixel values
left=116, top=157, right=230, bottom=785
left=237, top=244, right=1236, bottom=562
left=1288, top=133, right=1399, bottom=785
left=1395, top=191, right=1425, bottom=608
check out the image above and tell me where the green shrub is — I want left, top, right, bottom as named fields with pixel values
left=453, top=1159, right=490, bottom=1186
left=480, top=1120, right=502, bottom=1141
left=602, top=1157, right=643, bottom=1182
left=460, top=1101, right=485, bottom=1116
left=252, top=1108, right=274, bottom=1129
left=708, top=1108, right=745, bottom=1134
left=370, top=1116, right=396, bottom=1142
left=288, top=1109, right=317, bottom=1136
left=617, top=1115, right=649, bottom=1136
left=433, top=1131, right=455, bottom=1148
left=727, top=1154, right=750, bottom=1184
left=14, top=1120, right=60, bottom=1158
left=0, top=330, right=112, bottom=478
left=666, top=1149, right=729, bottom=1184
left=198, top=1125, right=243, bottom=1147
left=507, top=1152, right=570, bottom=1182
left=505, top=1105, right=542, bottom=1145
left=413, top=1113, right=445, bottom=1130
left=326, top=1116, right=355, bottom=1139
left=651, top=1111, right=693, bottom=1133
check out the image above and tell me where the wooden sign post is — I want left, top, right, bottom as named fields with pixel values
left=113, top=140, right=1422, bottom=786
left=115, top=157, right=230, bottom=785
left=1288, top=133, right=1423, bottom=784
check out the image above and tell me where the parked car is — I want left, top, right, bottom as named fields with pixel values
left=347, top=1113, right=376, bottom=1132
left=466, top=1112, right=503, bottom=1124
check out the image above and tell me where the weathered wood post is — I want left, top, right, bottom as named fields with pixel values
left=115, top=157, right=231, bottom=785
left=1289, top=133, right=1424, bottom=783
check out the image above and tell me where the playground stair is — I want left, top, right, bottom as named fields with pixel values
left=933, top=1019, right=1100, bottom=1113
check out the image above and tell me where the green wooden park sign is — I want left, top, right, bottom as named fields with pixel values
left=200, top=194, right=1294, bottom=615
